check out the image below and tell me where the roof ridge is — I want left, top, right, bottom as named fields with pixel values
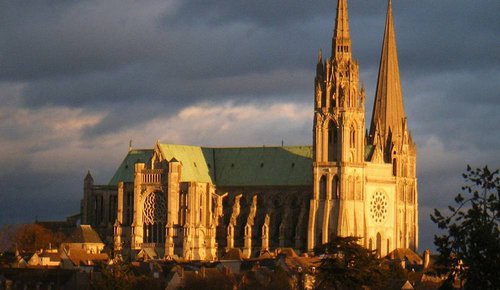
left=159, top=143, right=312, bottom=149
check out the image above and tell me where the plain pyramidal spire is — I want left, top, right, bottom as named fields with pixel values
left=84, top=170, right=93, bottom=182
left=369, top=0, right=407, bottom=144
left=332, top=0, right=352, bottom=58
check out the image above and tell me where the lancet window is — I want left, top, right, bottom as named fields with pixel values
left=328, top=120, right=338, bottom=162
left=350, top=126, right=356, bottom=148
left=319, top=176, right=327, bottom=200
left=332, top=175, right=339, bottom=199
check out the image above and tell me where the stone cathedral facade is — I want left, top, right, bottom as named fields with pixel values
left=81, top=0, right=418, bottom=260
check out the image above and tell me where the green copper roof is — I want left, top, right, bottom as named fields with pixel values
left=212, top=146, right=313, bottom=187
left=108, top=144, right=313, bottom=186
left=108, top=144, right=376, bottom=187
left=158, top=144, right=214, bottom=183
left=108, top=149, right=153, bottom=185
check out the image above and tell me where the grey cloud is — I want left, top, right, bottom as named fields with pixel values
left=0, top=0, right=169, bottom=81
left=3, top=0, right=497, bottom=115
left=0, top=0, right=499, bottom=252
left=162, top=0, right=334, bottom=28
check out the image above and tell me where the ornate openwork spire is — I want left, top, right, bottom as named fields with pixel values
left=332, top=0, right=352, bottom=59
left=369, top=0, right=406, bottom=145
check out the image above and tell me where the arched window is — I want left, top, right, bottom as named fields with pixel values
left=376, top=232, right=382, bottom=258
left=393, top=158, right=397, bottom=176
left=328, top=121, right=334, bottom=145
left=350, top=127, right=356, bottom=148
left=319, top=176, right=327, bottom=200
left=332, top=175, right=339, bottom=199
left=328, top=121, right=337, bottom=162
left=143, top=191, right=167, bottom=244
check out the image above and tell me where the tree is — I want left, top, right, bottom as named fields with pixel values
left=13, top=224, right=66, bottom=252
left=92, top=262, right=137, bottom=290
left=182, top=269, right=235, bottom=290
left=240, top=265, right=294, bottom=290
left=431, top=166, right=500, bottom=290
left=313, top=236, right=394, bottom=290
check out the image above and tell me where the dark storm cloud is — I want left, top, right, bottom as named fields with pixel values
left=0, top=0, right=499, bottom=251
left=0, top=170, right=82, bottom=224
left=3, top=0, right=497, bottom=114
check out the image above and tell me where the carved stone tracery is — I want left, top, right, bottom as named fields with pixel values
left=143, top=191, right=166, bottom=225
left=370, top=191, right=388, bottom=224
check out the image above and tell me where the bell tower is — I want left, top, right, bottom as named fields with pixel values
left=308, top=0, right=366, bottom=251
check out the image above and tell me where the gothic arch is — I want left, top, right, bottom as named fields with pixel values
left=332, top=175, right=339, bottom=199
left=319, top=175, right=327, bottom=200
left=327, top=120, right=338, bottom=162
left=350, top=124, right=356, bottom=148
left=142, top=191, right=167, bottom=244
left=349, top=119, right=359, bottom=128
left=315, top=114, right=323, bottom=126
left=322, top=117, right=339, bottom=130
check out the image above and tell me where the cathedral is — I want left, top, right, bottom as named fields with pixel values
left=81, top=0, right=418, bottom=260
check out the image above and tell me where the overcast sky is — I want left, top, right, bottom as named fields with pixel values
left=0, top=0, right=498, bottom=251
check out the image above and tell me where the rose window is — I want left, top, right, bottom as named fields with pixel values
left=143, top=191, right=166, bottom=225
left=370, top=191, right=388, bottom=224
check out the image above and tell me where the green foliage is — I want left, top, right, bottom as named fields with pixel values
left=431, top=166, right=500, bottom=290
left=314, top=236, right=393, bottom=290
